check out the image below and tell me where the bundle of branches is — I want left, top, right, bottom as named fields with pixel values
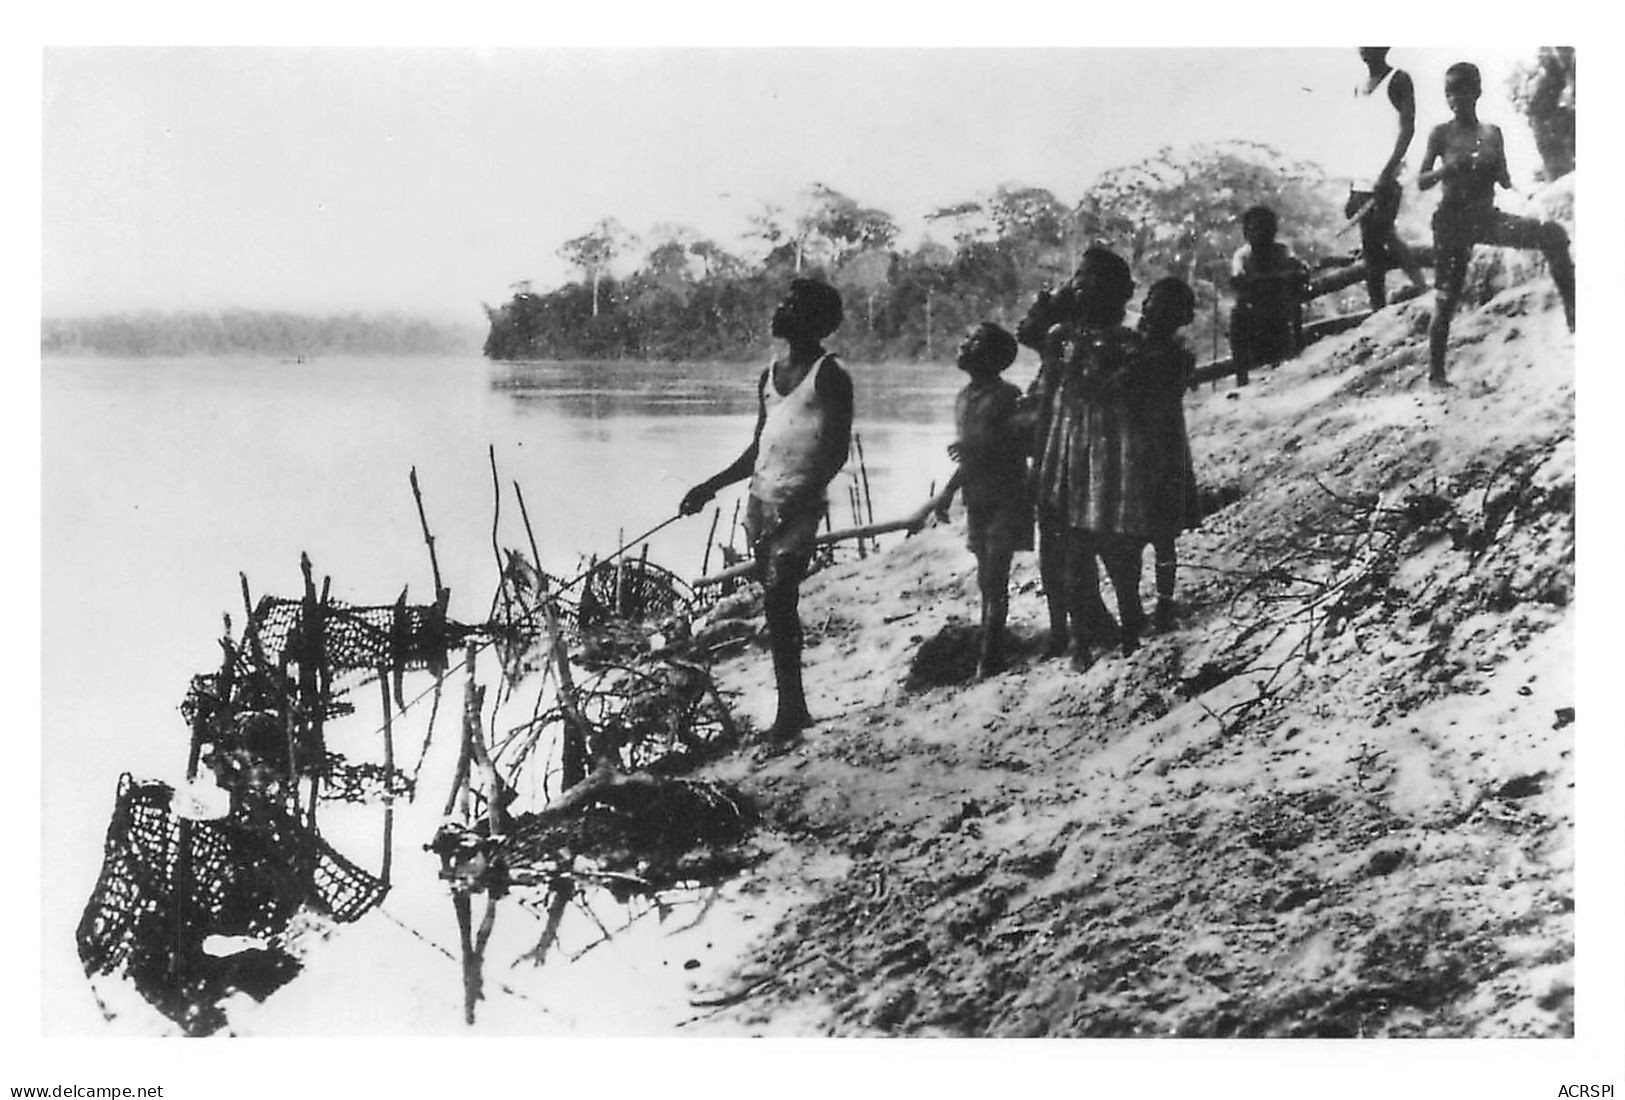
left=1182, top=478, right=1463, bottom=736
left=502, top=766, right=759, bottom=891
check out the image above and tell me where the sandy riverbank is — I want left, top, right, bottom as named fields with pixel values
left=679, top=263, right=1577, bottom=1038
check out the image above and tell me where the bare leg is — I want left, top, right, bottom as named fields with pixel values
left=1038, top=518, right=1070, bottom=657
left=1391, top=235, right=1430, bottom=292
left=1101, top=545, right=1147, bottom=654
left=976, top=548, right=1014, bottom=678
left=760, top=552, right=812, bottom=738
left=1152, top=533, right=1178, bottom=631
left=1428, top=240, right=1471, bottom=386
left=1066, top=532, right=1115, bottom=667
left=1359, top=206, right=1389, bottom=310
left=1427, top=298, right=1456, bottom=386
left=1230, top=310, right=1253, bottom=387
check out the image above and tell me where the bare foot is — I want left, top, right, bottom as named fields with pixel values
left=767, top=709, right=812, bottom=741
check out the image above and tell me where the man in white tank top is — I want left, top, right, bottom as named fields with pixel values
left=679, top=279, right=853, bottom=738
left=1347, top=47, right=1430, bottom=310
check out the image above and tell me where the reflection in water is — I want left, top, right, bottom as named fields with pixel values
left=490, top=358, right=1002, bottom=427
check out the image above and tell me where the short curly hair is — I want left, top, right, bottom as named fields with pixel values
left=973, top=322, right=1018, bottom=371
left=1241, top=205, right=1278, bottom=238
left=786, top=278, right=844, bottom=339
left=1146, top=277, right=1197, bottom=325
left=1445, top=61, right=1482, bottom=95
left=1076, top=246, right=1134, bottom=295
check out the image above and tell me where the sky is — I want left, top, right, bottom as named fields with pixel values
left=40, top=46, right=1547, bottom=323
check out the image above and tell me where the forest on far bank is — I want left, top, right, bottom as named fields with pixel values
left=485, top=49, right=1574, bottom=365
left=41, top=309, right=480, bottom=359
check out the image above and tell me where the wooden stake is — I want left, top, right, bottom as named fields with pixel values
left=701, top=506, right=720, bottom=577
left=379, top=667, right=396, bottom=886
left=855, top=433, right=877, bottom=551
left=615, top=528, right=627, bottom=617
left=543, top=599, right=590, bottom=789
left=513, top=479, right=546, bottom=594
left=409, top=467, right=447, bottom=608
left=488, top=446, right=514, bottom=626
left=443, top=646, right=478, bottom=819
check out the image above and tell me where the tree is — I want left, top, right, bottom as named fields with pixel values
left=557, top=218, right=633, bottom=317
left=833, top=249, right=893, bottom=334
left=793, top=183, right=899, bottom=272
left=925, top=200, right=995, bottom=246
left=1081, top=141, right=1343, bottom=285
left=1508, top=48, right=1576, bottom=181
left=986, top=184, right=1076, bottom=295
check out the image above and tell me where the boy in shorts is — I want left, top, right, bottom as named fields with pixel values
left=679, top=279, right=853, bottom=737
left=928, top=322, right=1034, bottom=677
left=1418, top=61, right=1575, bottom=386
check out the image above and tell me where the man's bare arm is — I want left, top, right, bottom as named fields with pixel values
left=1384, top=69, right=1418, bottom=184
left=807, top=361, right=855, bottom=493
left=1489, top=126, right=1513, bottom=190
left=1416, top=127, right=1446, bottom=191
left=679, top=371, right=768, bottom=514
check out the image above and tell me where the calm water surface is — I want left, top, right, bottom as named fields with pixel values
left=42, top=352, right=1015, bottom=1034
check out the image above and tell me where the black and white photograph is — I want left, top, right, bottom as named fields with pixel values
left=17, top=15, right=1625, bottom=1097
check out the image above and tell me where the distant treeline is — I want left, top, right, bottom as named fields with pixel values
left=42, top=309, right=479, bottom=358
left=485, top=141, right=1358, bottom=365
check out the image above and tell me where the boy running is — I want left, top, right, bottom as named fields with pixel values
left=1418, top=61, right=1575, bottom=386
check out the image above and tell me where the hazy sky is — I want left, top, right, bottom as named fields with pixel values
left=42, top=47, right=1544, bottom=323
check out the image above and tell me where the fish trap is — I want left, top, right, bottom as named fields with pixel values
left=76, top=774, right=387, bottom=1034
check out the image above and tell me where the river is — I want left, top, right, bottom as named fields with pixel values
left=41, top=351, right=1018, bottom=1035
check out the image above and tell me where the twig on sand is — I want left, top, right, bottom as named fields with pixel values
left=684, top=950, right=833, bottom=1010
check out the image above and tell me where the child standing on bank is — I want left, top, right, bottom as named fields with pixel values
left=1418, top=61, right=1575, bottom=387
left=679, top=278, right=853, bottom=739
left=1035, top=247, right=1145, bottom=667
left=925, top=323, right=1034, bottom=678
left=1228, top=205, right=1309, bottom=387
left=1135, top=277, right=1202, bottom=632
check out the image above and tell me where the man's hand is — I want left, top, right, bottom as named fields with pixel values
left=946, top=441, right=963, bottom=462
left=679, top=484, right=714, bottom=517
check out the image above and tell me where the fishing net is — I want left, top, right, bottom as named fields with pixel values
left=571, top=659, right=735, bottom=771
left=577, top=559, right=693, bottom=630
left=77, top=774, right=387, bottom=1035
left=249, top=595, right=469, bottom=675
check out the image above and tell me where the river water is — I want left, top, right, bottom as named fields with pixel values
left=41, top=351, right=1012, bottom=1035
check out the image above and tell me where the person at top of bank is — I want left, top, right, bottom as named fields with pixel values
left=1346, top=47, right=1430, bottom=310
left=678, top=278, right=853, bottom=739
left=1416, top=61, right=1575, bottom=386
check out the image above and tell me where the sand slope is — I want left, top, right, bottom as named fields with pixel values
left=689, top=236, right=1576, bottom=1037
